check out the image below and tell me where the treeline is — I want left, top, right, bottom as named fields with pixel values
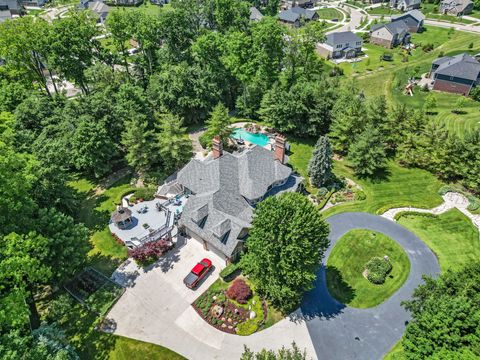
left=329, top=82, right=480, bottom=193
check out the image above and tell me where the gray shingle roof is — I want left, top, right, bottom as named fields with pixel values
left=433, top=53, right=480, bottom=81
left=279, top=8, right=301, bottom=23
left=392, top=9, right=425, bottom=22
left=372, top=20, right=409, bottom=36
left=291, top=6, right=317, bottom=20
left=177, top=145, right=293, bottom=257
left=249, top=6, right=263, bottom=21
left=441, top=0, right=473, bottom=13
left=326, top=31, right=362, bottom=47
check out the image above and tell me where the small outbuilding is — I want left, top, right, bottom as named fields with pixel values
left=111, top=207, right=133, bottom=230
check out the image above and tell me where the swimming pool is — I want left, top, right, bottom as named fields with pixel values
left=231, top=128, right=270, bottom=147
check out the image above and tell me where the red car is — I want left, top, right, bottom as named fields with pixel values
left=183, top=258, right=212, bottom=289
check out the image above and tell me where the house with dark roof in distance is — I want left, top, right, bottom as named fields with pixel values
left=391, top=9, right=425, bottom=32
left=0, top=0, right=21, bottom=14
left=283, top=0, right=314, bottom=9
left=429, top=53, right=480, bottom=95
left=440, top=0, right=473, bottom=16
left=390, top=0, right=421, bottom=11
left=316, top=31, right=363, bottom=59
left=18, top=0, right=46, bottom=7
left=370, top=20, right=410, bottom=48
left=249, top=6, right=263, bottom=21
left=175, top=136, right=301, bottom=263
left=279, top=6, right=318, bottom=27
left=80, top=0, right=110, bottom=24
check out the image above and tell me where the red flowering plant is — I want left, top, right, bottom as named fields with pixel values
left=128, top=239, right=173, bottom=265
left=226, top=279, right=252, bottom=304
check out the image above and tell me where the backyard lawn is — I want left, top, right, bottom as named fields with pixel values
left=326, top=230, right=410, bottom=308
left=355, top=26, right=480, bottom=136
left=323, top=160, right=444, bottom=216
left=316, top=7, right=344, bottom=20
left=366, top=6, right=401, bottom=16
left=397, top=209, right=480, bottom=272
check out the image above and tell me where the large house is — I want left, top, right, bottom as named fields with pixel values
left=440, top=0, right=473, bottom=16
left=391, top=9, right=425, bottom=32
left=279, top=6, right=318, bottom=27
left=0, top=0, right=21, bottom=22
left=80, top=0, right=110, bottom=23
left=429, top=53, right=480, bottom=95
left=176, top=136, right=301, bottom=263
left=390, top=0, right=421, bottom=11
left=370, top=20, right=410, bottom=48
left=317, top=31, right=363, bottom=60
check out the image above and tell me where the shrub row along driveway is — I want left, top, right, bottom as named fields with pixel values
left=301, top=212, right=440, bottom=360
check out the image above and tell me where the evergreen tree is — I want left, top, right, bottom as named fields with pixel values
left=329, top=82, right=368, bottom=154
left=121, top=114, right=154, bottom=175
left=156, top=113, right=193, bottom=172
left=308, top=135, right=333, bottom=188
left=204, top=102, right=232, bottom=146
left=240, top=193, right=329, bottom=312
left=348, top=125, right=387, bottom=177
left=423, top=93, right=437, bottom=115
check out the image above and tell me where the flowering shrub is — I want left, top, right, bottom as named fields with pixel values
left=128, top=239, right=173, bottom=265
left=226, top=279, right=252, bottom=304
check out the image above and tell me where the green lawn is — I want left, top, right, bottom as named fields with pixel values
left=355, top=26, right=480, bottom=136
left=109, top=1, right=163, bottom=15
left=367, top=6, right=401, bottom=16
left=324, top=160, right=444, bottom=216
left=316, top=7, right=344, bottom=20
left=326, top=230, right=410, bottom=308
left=384, top=340, right=405, bottom=360
left=110, top=336, right=186, bottom=360
left=397, top=209, right=480, bottom=272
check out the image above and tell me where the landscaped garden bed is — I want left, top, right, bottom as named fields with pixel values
left=192, top=277, right=272, bottom=336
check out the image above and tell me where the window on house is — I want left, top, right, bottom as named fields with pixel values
left=220, top=230, right=231, bottom=245
left=197, top=216, right=207, bottom=229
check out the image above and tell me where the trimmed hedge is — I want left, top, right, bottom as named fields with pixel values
left=365, top=257, right=392, bottom=284
left=394, top=211, right=437, bottom=222
left=219, top=262, right=240, bottom=281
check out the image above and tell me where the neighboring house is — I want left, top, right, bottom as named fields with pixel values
left=391, top=9, right=425, bottom=32
left=176, top=136, right=301, bottom=263
left=317, top=31, right=363, bottom=59
left=370, top=20, right=410, bottom=48
left=0, top=0, right=22, bottom=14
left=390, top=0, right=421, bottom=11
left=429, top=53, right=480, bottom=95
left=80, top=0, right=110, bottom=23
left=18, top=0, right=46, bottom=7
left=250, top=6, right=263, bottom=21
left=440, top=0, right=473, bottom=16
left=279, top=6, right=318, bottom=27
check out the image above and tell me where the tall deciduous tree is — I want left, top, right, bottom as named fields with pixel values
left=156, top=113, right=192, bottom=172
left=348, top=125, right=387, bottom=177
left=401, top=262, right=480, bottom=360
left=240, top=193, right=329, bottom=312
left=308, top=136, right=333, bottom=188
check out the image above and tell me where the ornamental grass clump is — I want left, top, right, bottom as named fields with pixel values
left=365, top=257, right=392, bottom=284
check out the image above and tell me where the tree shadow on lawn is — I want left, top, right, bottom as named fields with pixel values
left=357, top=166, right=391, bottom=183
left=297, top=265, right=355, bottom=321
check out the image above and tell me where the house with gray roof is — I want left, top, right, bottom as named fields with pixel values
left=0, top=0, right=21, bottom=14
left=390, top=0, right=421, bottom=11
left=429, top=53, right=480, bottom=95
left=391, top=9, right=425, bottom=32
left=80, top=0, right=110, bottom=23
left=440, top=0, right=473, bottom=16
left=370, top=20, right=410, bottom=48
left=250, top=6, right=263, bottom=21
left=176, top=136, right=300, bottom=263
left=279, top=6, right=318, bottom=27
left=317, top=31, right=363, bottom=59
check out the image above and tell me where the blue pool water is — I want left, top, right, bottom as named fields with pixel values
left=231, top=128, right=270, bottom=147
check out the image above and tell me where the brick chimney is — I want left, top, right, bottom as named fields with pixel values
left=274, top=135, right=286, bottom=164
left=212, top=136, right=223, bottom=159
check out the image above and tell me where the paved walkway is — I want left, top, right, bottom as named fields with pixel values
left=382, top=192, right=480, bottom=230
left=302, top=212, right=440, bottom=360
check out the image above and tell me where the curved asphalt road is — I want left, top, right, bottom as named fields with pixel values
left=300, top=212, right=440, bottom=360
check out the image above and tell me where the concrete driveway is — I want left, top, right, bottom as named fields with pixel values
left=107, top=213, right=439, bottom=360
left=107, top=236, right=316, bottom=359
